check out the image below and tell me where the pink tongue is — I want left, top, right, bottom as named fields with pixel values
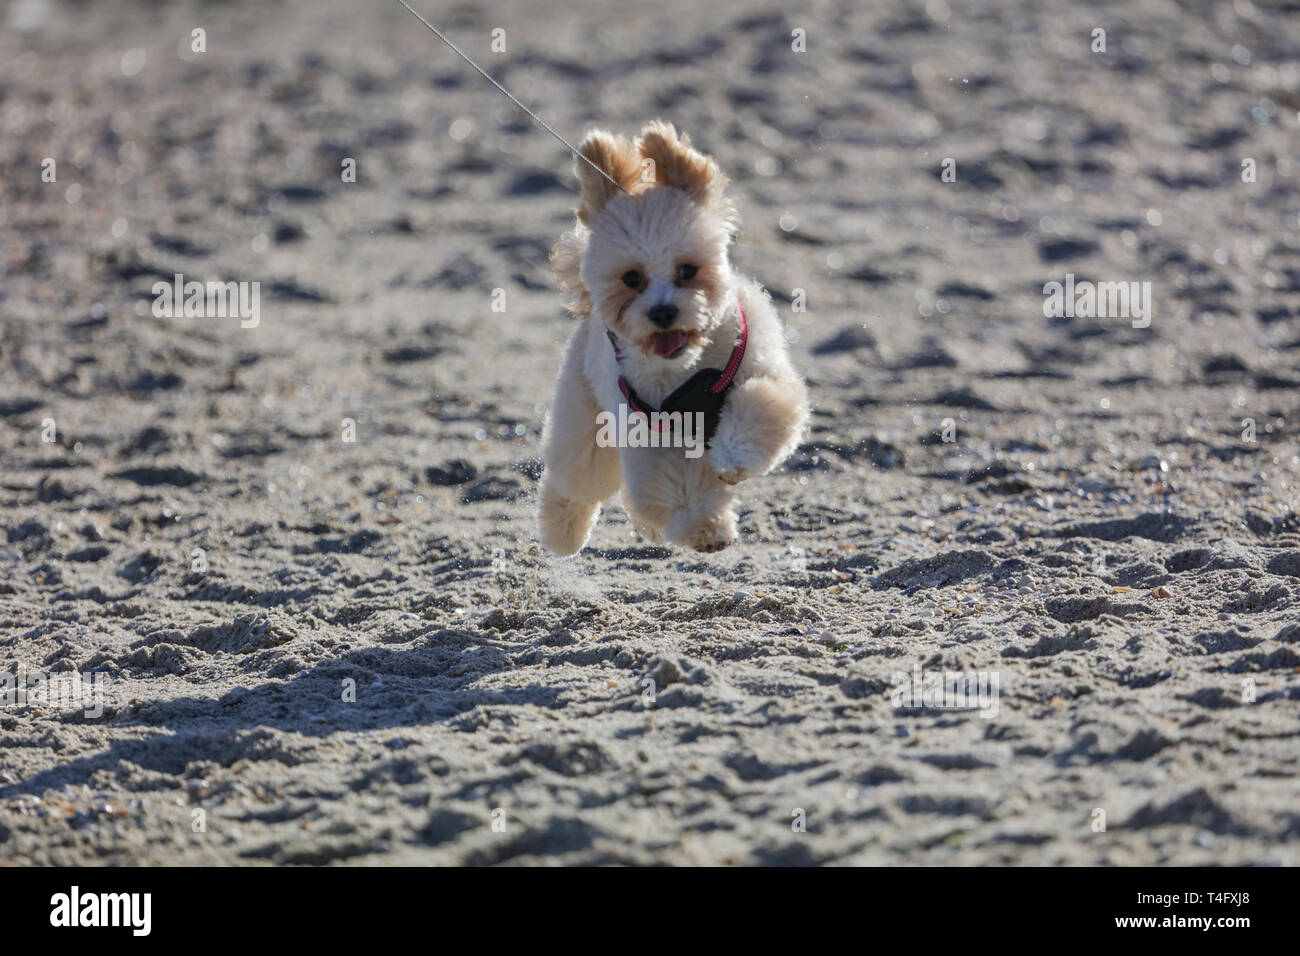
left=653, top=330, right=689, bottom=357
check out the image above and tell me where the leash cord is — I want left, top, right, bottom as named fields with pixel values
left=394, top=1, right=631, bottom=196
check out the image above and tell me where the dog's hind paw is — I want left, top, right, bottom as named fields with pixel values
left=537, top=484, right=599, bottom=556
left=668, top=509, right=736, bottom=553
left=633, top=521, right=665, bottom=544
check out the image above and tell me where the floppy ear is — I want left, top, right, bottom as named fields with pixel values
left=638, top=120, right=728, bottom=204
left=575, top=129, right=641, bottom=224
left=550, top=225, right=592, bottom=316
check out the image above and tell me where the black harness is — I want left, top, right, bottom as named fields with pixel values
left=606, top=303, right=748, bottom=445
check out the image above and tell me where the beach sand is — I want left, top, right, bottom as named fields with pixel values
left=1, top=0, right=1298, bottom=864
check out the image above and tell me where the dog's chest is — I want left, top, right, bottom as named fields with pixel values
left=603, top=330, right=735, bottom=406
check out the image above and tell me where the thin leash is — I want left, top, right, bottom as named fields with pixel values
left=394, top=0, right=631, bottom=196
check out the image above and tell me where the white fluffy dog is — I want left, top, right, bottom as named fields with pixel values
left=537, top=121, right=808, bottom=555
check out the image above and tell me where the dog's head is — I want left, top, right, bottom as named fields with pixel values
left=557, top=121, right=737, bottom=361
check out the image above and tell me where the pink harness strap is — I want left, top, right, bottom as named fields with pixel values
left=710, top=303, right=747, bottom=394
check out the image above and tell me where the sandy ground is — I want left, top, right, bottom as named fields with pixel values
left=1, top=0, right=1298, bottom=865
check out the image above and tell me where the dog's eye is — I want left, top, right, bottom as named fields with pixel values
left=622, top=270, right=643, bottom=288
left=677, top=264, right=698, bottom=281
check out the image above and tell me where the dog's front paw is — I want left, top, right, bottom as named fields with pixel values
left=709, top=443, right=763, bottom=486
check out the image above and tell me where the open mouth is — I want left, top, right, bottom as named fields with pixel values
left=650, top=329, right=690, bottom=358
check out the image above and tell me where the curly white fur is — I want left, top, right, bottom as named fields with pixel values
left=538, top=123, right=809, bottom=555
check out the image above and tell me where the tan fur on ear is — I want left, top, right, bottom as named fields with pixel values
left=575, top=130, right=642, bottom=225
left=638, top=120, right=728, bottom=203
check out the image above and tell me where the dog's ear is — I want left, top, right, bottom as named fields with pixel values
left=575, top=129, right=641, bottom=224
left=638, top=120, right=728, bottom=204
left=550, top=226, right=591, bottom=316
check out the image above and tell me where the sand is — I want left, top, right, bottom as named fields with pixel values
left=1, top=0, right=1298, bottom=865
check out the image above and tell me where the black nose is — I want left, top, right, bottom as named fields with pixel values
left=647, top=304, right=678, bottom=328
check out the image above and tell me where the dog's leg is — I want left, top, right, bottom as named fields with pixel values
left=625, top=501, right=670, bottom=544
left=537, top=331, right=621, bottom=556
left=622, top=441, right=736, bottom=549
left=708, top=372, right=809, bottom=485
left=664, top=461, right=738, bottom=552
left=621, top=447, right=738, bottom=552
left=617, top=445, right=674, bottom=545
